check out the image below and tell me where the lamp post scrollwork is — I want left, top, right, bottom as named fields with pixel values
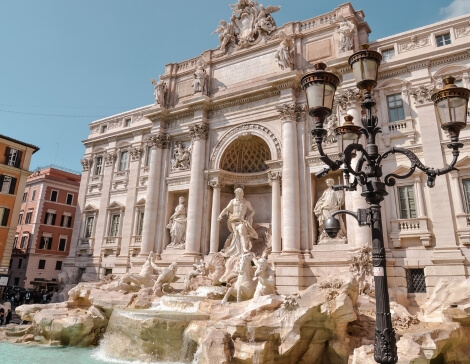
left=301, top=44, right=470, bottom=364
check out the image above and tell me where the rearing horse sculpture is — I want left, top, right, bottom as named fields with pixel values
left=221, top=252, right=257, bottom=304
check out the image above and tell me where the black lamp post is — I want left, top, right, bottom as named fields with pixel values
left=301, top=45, right=470, bottom=364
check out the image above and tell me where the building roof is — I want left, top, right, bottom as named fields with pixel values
left=0, top=134, right=39, bottom=153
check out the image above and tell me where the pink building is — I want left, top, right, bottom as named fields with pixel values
left=9, top=166, right=80, bottom=291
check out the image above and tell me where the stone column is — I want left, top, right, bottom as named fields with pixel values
left=269, top=172, right=282, bottom=254
left=185, top=123, right=209, bottom=257
left=296, top=108, right=310, bottom=253
left=155, top=146, right=171, bottom=255
left=450, top=171, right=465, bottom=215
left=277, top=104, right=301, bottom=253
left=209, top=179, right=223, bottom=254
left=140, top=133, right=168, bottom=255
left=414, top=175, right=426, bottom=218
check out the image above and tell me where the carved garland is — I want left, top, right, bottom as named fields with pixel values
left=209, top=123, right=282, bottom=170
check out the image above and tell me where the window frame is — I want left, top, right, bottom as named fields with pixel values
left=20, top=235, right=28, bottom=249
left=397, top=185, right=417, bottom=219
left=435, top=32, right=451, bottom=47
left=109, top=213, right=121, bottom=237
left=463, top=178, right=470, bottom=213
left=94, top=155, right=103, bottom=176
left=406, top=268, right=427, bottom=293
left=25, top=209, right=33, bottom=224
left=38, top=259, right=46, bottom=269
left=386, top=93, right=405, bottom=122
left=58, top=237, right=67, bottom=252
left=84, top=215, right=95, bottom=238
left=0, top=206, right=10, bottom=226
left=50, top=190, right=59, bottom=202
left=39, top=235, right=52, bottom=250
left=381, top=47, right=395, bottom=62
left=118, top=150, right=129, bottom=172
left=66, top=193, right=74, bottom=205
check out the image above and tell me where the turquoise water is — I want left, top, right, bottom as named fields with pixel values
left=0, top=342, right=185, bottom=364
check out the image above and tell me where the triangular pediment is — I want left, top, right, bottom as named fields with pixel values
left=83, top=204, right=98, bottom=212
left=135, top=198, right=146, bottom=206
left=455, top=155, right=470, bottom=169
left=377, top=78, right=410, bottom=90
left=107, top=201, right=125, bottom=210
left=388, top=164, right=423, bottom=178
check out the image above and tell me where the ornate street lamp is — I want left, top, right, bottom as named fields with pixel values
left=302, top=45, right=470, bottom=364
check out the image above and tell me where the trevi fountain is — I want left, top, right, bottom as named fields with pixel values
left=2, top=1, right=470, bottom=364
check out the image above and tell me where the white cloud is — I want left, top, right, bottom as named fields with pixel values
left=440, top=0, right=470, bottom=18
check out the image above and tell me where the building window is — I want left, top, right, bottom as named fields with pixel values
left=50, top=190, right=58, bottom=202
left=13, top=235, right=18, bottom=248
left=6, top=148, right=22, bottom=168
left=20, top=235, right=28, bottom=249
left=55, top=261, right=63, bottom=270
left=101, top=125, right=108, bottom=133
left=18, top=211, right=23, bottom=225
left=94, top=156, right=103, bottom=176
left=22, top=192, right=27, bottom=202
left=398, top=185, right=417, bottom=219
left=44, top=212, right=57, bottom=225
left=61, top=214, right=72, bottom=228
left=13, top=277, right=20, bottom=286
left=25, top=210, right=33, bottom=224
left=0, top=175, right=17, bottom=194
left=125, top=118, right=131, bottom=127
left=136, top=211, right=144, bottom=236
left=382, top=48, right=395, bottom=61
left=436, top=33, right=451, bottom=47
left=38, top=260, right=46, bottom=269
left=66, top=193, right=74, bottom=205
left=104, top=268, right=112, bottom=276
left=39, top=236, right=52, bottom=250
left=0, top=207, right=10, bottom=226
left=463, top=179, right=470, bottom=213
left=109, top=214, right=120, bottom=237
left=18, top=258, right=22, bottom=269
left=84, top=216, right=95, bottom=238
left=58, top=238, right=67, bottom=252
left=31, top=190, right=36, bottom=201
left=406, top=269, right=426, bottom=293
left=118, top=151, right=129, bottom=172
left=387, top=93, right=405, bottom=122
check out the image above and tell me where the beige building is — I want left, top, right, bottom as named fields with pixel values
left=65, top=3, right=470, bottom=302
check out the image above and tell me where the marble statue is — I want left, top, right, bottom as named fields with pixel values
left=314, top=178, right=346, bottom=243
left=117, top=252, right=159, bottom=291
left=153, top=262, right=179, bottom=293
left=336, top=17, right=355, bottom=53
left=166, top=196, right=187, bottom=249
left=324, top=114, right=338, bottom=144
left=254, top=4, right=280, bottom=34
left=213, top=19, right=235, bottom=53
left=192, top=59, right=207, bottom=95
left=218, top=188, right=258, bottom=256
left=274, top=30, right=294, bottom=70
left=171, top=141, right=191, bottom=171
left=253, top=257, right=276, bottom=298
left=151, top=77, right=167, bottom=106
left=221, top=252, right=257, bottom=303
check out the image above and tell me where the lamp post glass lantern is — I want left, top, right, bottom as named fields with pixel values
left=302, top=46, right=469, bottom=364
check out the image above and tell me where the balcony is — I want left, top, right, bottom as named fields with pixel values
left=456, top=213, right=470, bottom=245
left=76, top=238, right=94, bottom=256
left=129, top=235, right=142, bottom=256
left=102, top=236, right=121, bottom=256
left=390, top=217, right=432, bottom=247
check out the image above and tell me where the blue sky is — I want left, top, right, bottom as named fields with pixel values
left=1, top=0, right=470, bottom=173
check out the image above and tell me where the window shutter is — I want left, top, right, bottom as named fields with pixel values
left=1, top=208, right=9, bottom=226
left=9, top=177, right=17, bottom=194
left=68, top=217, right=72, bottom=228
left=51, top=214, right=56, bottom=225
left=0, top=175, right=4, bottom=189
left=15, top=151, right=22, bottom=168
left=4, top=147, right=10, bottom=157
left=44, top=214, right=48, bottom=224
left=60, top=215, right=65, bottom=227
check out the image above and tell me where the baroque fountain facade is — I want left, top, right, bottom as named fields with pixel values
left=3, top=2, right=470, bottom=363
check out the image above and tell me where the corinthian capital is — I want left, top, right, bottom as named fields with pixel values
left=130, top=146, right=143, bottom=160
left=189, top=123, right=209, bottom=140
left=410, top=84, right=435, bottom=105
left=147, top=133, right=170, bottom=149
left=104, top=151, right=116, bottom=166
left=335, top=88, right=363, bottom=110
left=276, top=103, right=304, bottom=121
left=80, top=158, right=92, bottom=171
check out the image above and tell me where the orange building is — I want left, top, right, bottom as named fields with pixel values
left=0, top=135, right=39, bottom=286
left=9, top=167, right=80, bottom=290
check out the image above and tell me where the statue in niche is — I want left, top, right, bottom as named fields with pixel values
left=324, top=114, right=338, bottom=144
left=166, top=196, right=187, bottom=249
left=336, top=17, right=355, bottom=53
left=213, top=19, right=235, bottom=53
left=274, top=30, right=294, bottom=70
left=171, top=141, right=191, bottom=171
left=218, top=188, right=258, bottom=257
left=151, top=76, right=167, bottom=107
left=192, top=59, right=207, bottom=95
left=314, top=178, right=347, bottom=243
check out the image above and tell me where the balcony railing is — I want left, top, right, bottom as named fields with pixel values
left=390, top=217, right=432, bottom=247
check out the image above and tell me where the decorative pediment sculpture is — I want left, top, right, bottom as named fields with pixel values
left=213, top=1, right=281, bottom=54
left=192, top=59, right=207, bottom=95
left=274, top=30, right=294, bottom=70
left=336, top=16, right=355, bottom=53
left=151, top=76, right=168, bottom=107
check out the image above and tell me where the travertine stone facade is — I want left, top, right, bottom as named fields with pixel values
left=65, top=2, right=470, bottom=298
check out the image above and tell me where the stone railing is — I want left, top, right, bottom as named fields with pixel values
left=456, top=213, right=470, bottom=245
left=76, top=238, right=94, bottom=256
left=102, top=237, right=121, bottom=256
left=390, top=217, right=432, bottom=247
left=300, top=11, right=337, bottom=31
left=129, top=235, right=142, bottom=256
